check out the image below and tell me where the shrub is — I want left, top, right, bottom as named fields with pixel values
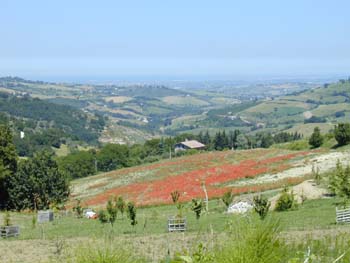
left=312, top=165, right=321, bottom=185
left=221, top=190, right=234, bottom=208
left=253, top=195, right=270, bottom=220
left=127, top=202, right=137, bottom=227
left=191, top=199, right=203, bottom=220
left=98, top=210, right=110, bottom=224
left=275, top=187, right=297, bottom=212
left=73, top=199, right=84, bottom=218
left=116, top=196, right=126, bottom=218
left=171, top=190, right=180, bottom=204
left=3, top=211, right=11, bottom=226
left=106, top=198, right=118, bottom=227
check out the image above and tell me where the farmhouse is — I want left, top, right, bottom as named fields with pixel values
left=174, top=140, right=205, bottom=152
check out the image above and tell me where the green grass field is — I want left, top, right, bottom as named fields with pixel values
left=1, top=196, right=346, bottom=242
left=1, top=196, right=350, bottom=263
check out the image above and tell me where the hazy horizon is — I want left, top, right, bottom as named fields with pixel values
left=1, top=1, right=350, bottom=79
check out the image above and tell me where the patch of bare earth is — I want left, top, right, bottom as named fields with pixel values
left=229, top=150, right=350, bottom=187
left=269, top=179, right=328, bottom=209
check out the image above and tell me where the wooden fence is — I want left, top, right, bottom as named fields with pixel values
left=336, top=207, right=350, bottom=223
left=168, top=217, right=186, bottom=232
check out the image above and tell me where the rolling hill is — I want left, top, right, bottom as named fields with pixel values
left=173, top=80, right=350, bottom=136
left=69, top=146, right=350, bottom=208
left=0, top=76, right=348, bottom=144
left=0, top=91, right=105, bottom=156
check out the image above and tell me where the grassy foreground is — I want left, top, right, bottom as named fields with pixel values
left=1, top=196, right=350, bottom=262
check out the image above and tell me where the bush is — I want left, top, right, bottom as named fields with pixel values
left=127, top=202, right=137, bottom=227
left=253, top=195, right=270, bottom=220
left=98, top=210, right=110, bottom=224
left=116, top=196, right=126, bottom=218
left=221, top=190, right=234, bottom=208
left=275, top=187, right=297, bottom=212
left=191, top=199, right=203, bottom=220
left=73, top=199, right=84, bottom=218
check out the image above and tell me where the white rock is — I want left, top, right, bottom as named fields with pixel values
left=227, top=201, right=253, bottom=214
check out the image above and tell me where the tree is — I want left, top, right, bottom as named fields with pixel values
left=191, top=199, right=203, bottom=220
left=171, top=190, right=180, bottom=204
left=236, top=134, right=249, bottom=150
left=97, top=144, right=130, bottom=172
left=309, top=127, right=323, bottom=148
left=334, top=123, right=350, bottom=146
left=7, top=151, right=70, bottom=210
left=106, top=198, right=118, bottom=227
left=73, top=199, right=84, bottom=218
left=328, top=161, right=350, bottom=205
left=170, top=190, right=184, bottom=218
left=253, top=195, right=271, bottom=220
left=221, top=190, right=234, bottom=208
left=116, top=196, right=126, bottom=218
left=257, top=132, right=274, bottom=148
left=0, top=125, right=17, bottom=208
left=58, top=150, right=96, bottom=179
left=202, top=130, right=211, bottom=146
left=213, top=132, right=223, bottom=150
left=127, top=202, right=137, bottom=227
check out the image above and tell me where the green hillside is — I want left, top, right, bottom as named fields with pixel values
left=0, top=91, right=105, bottom=156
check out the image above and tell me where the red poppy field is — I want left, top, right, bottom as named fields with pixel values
left=70, top=148, right=317, bottom=207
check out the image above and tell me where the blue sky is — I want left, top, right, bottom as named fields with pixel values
left=1, top=0, right=350, bottom=80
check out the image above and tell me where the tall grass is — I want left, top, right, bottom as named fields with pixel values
left=67, top=242, right=147, bottom=263
left=214, top=218, right=287, bottom=263
left=167, top=216, right=350, bottom=263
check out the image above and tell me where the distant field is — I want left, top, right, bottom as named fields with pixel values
left=284, top=123, right=334, bottom=136
left=99, top=123, right=153, bottom=144
left=169, top=114, right=206, bottom=129
left=162, top=95, right=210, bottom=106
left=210, top=97, right=240, bottom=105
left=104, top=96, right=133, bottom=103
left=245, top=100, right=310, bottom=114
left=311, top=103, right=350, bottom=117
